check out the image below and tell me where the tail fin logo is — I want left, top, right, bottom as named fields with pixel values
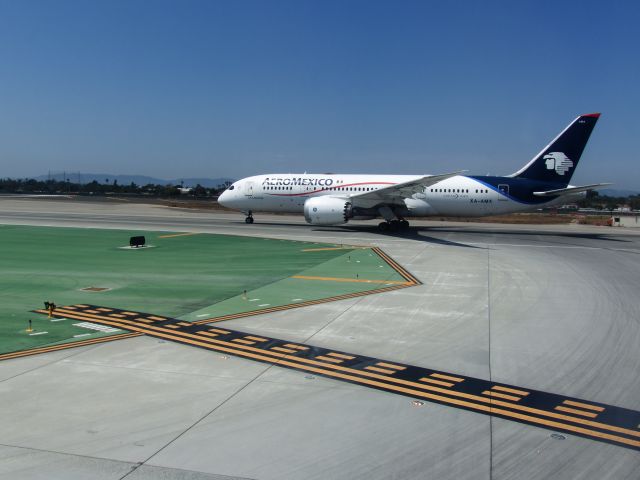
left=543, top=152, right=573, bottom=176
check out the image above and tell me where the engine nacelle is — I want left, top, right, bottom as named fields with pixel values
left=304, top=197, right=352, bottom=225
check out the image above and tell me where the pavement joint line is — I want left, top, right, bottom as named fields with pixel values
left=28, top=305, right=640, bottom=451
left=0, top=442, right=140, bottom=467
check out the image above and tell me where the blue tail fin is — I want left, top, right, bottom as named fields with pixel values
left=510, top=113, right=600, bottom=185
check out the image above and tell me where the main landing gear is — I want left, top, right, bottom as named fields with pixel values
left=244, top=211, right=254, bottom=224
left=377, top=219, right=410, bottom=232
left=376, top=205, right=409, bottom=232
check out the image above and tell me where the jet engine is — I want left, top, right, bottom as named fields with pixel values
left=303, top=197, right=353, bottom=225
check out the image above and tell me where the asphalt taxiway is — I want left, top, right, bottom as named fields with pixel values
left=1, top=198, right=639, bottom=480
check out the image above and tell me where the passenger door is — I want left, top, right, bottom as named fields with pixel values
left=244, top=181, right=254, bottom=197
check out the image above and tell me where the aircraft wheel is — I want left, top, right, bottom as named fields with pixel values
left=378, top=221, right=389, bottom=232
left=400, top=220, right=410, bottom=229
left=389, top=220, right=401, bottom=231
left=245, top=216, right=254, bottom=224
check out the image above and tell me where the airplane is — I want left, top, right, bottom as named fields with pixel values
left=218, top=113, right=609, bottom=231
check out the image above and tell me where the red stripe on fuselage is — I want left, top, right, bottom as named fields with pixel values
left=266, top=181, right=396, bottom=197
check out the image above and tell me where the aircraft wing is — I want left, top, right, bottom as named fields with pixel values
left=533, top=183, right=612, bottom=197
left=349, top=171, right=465, bottom=205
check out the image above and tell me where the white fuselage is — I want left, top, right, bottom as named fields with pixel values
left=218, top=173, right=571, bottom=218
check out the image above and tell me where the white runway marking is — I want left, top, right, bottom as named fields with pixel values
left=73, top=322, right=121, bottom=333
left=29, top=331, right=48, bottom=336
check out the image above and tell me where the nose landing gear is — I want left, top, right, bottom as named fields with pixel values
left=244, top=211, right=254, bottom=224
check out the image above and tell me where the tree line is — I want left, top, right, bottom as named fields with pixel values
left=0, top=178, right=231, bottom=197
left=1, top=177, right=638, bottom=210
left=577, top=190, right=640, bottom=211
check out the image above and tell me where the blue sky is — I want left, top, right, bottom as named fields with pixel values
left=0, top=0, right=638, bottom=188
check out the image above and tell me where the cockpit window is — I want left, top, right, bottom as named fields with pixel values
left=228, top=185, right=235, bottom=190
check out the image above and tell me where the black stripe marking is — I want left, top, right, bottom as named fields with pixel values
left=28, top=304, right=640, bottom=452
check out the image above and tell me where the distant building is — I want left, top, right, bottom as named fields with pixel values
left=612, top=214, right=640, bottom=228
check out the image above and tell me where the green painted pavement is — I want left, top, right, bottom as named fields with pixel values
left=0, top=225, right=405, bottom=356
left=181, top=247, right=407, bottom=321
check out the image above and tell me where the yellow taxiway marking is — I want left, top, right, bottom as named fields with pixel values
left=291, top=275, right=411, bottom=285
left=376, top=362, right=406, bottom=370
left=43, top=308, right=640, bottom=445
left=315, top=355, right=344, bottom=363
left=365, top=366, right=395, bottom=374
left=431, top=373, right=464, bottom=383
left=244, top=336, right=268, bottom=342
left=419, top=377, right=455, bottom=388
left=327, top=352, right=355, bottom=360
left=209, top=328, right=231, bottom=335
left=197, top=331, right=218, bottom=337
left=158, top=232, right=201, bottom=239
left=555, top=406, right=599, bottom=418
left=55, top=310, right=640, bottom=449
left=0, top=332, right=140, bottom=361
left=492, top=385, right=530, bottom=396
left=563, top=400, right=605, bottom=412
left=483, top=390, right=521, bottom=402
left=271, top=347, right=297, bottom=354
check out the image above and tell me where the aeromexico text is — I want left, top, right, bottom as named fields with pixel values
left=262, top=177, right=335, bottom=187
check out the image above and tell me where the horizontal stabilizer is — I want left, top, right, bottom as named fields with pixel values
left=533, top=183, right=612, bottom=197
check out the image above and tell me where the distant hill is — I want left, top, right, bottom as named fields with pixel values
left=33, top=173, right=234, bottom=188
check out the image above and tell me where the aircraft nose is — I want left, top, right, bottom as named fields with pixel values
left=218, top=190, right=230, bottom=207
